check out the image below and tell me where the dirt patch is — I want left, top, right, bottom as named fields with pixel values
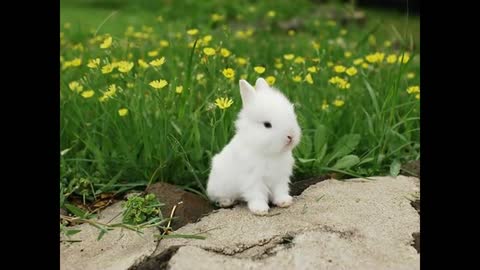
left=410, top=199, right=420, bottom=214
left=412, top=232, right=420, bottom=253
left=129, top=245, right=182, bottom=270
left=145, top=182, right=214, bottom=230
left=290, top=175, right=331, bottom=196
left=402, top=160, right=420, bottom=177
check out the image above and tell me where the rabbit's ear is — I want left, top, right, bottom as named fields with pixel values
left=255, top=77, right=269, bottom=90
left=239, top=79, right=255, bottom=105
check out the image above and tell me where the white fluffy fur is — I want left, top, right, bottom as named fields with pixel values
left=206, top=78, right=302, bottom=215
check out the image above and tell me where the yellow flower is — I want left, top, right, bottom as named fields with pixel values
left=274, top=63, right=283, bottom=69
left=72, top=43, right=84, bottom=51
left=344, top=51, right=352, bottom=58
left=288, top=30, right=295, bottom=36
left=327, top=62, right=334, bottom=67
left=138, top=59, right=149, bottom=68
left=353, top=58, right=364, bottom=65
left=305, top=73, right=314, bottom=84
left=362, top=63, right=369, bottom=69
left=334, top=65, right=346, bottom=73
left=254, top=66, right=266, bottom=74
left=235, top=30, right=248, bottom=39
left=365, top=54, right=377, bottom=63
left=346, top=67, right=358, bottom=76
left=87, top=58, right=100, bottom=68
left=266, top=76, right=276, bottom=86
left=215, top=97, right=234, bottom=109
left=101, top=64, right=115, bottom=74
left=187, top=28, right=199, bottom=35
left=70, top=58, right=82, bottom=67
left=294, top=57, right=305, bottom=64
left=118, top=108, right=128, bottom=117
left=307, top=66, right=318, bottom=73
left=175, top=86, right=183, bottom=94
left=328, top=76, right=350, bottom=89
left=312, top=58, right=321, bottom=63
left=321, top=100, right=329, bottom=111
left=149, top=80, right=168, bottom=89
left=267, top=10, right=276, bottom=18
left=127, top=82, right=135, bottom=88
left=340, top=29, right=348, bottom=35
left=202, top=35, right=213, bottom=43
left=117, top=61, right=134, bottom=73
left=236, top=57, right=247, bottom=66
left=406, top=86, right=420, bottom=94
left=415, top=94, right=420, bottom=100
left=222, top=68, right=235, bottom=79
left=398, top=53, right=411, bottom=64
left=311, top=41, right=321, bottom=50
left=196, top=73, right=205, bottom=81
left=365, top=52, right=385, bottom=63
left=106, top=84, right=117, bottom=95
left=100, top=36, right=112, bottom=49
left=283, top=54, right=295, bottom=60
left=211, top=13, right=225, bottom=22
left=159, top=40, right=169, bottom=47
left=407, top=72, right=415, bottom=79
left=386, top=54, right=397, bottom=64
left=99, top=84, right=117, bottom=102
left=68, top=81, right=83, bottom=92
left=220, top=48, right=231, bottom=57
left=292, top=75, right=302, bottom=82
left=149, top=57, right=166, bottom=67
left=328, top=76, right=341, bottom=84
left=333, top=99, right=345, bottom=107
left=148, top=50, right=159, bottom=57
left=384, top=41, right=392, bottom=47
left=203, top=47, right=216, bottom=56
left=81, top=90, right=95, bottom=98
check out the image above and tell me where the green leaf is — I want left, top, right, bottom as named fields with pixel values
left=313, top=125, right=328, bottom=153
left=65, top=203, right=88, bottom=218
left=65, top=229, right=82, bottom=236
left=358, top=157, right=375, bottom=165
left=297, top=134, right=312, bottom=158
left=332, top=155, right=360, bottom=170
left=390, top=159, right=401, bottom=177
left=363, top=79, right=380, bottom=116
left=328, top=134, right=361, bottom=163
left=170, top=121, right=183, bottom=136
left=97, top=229, right=108, bottom=241
left=155, top=233, right=206, bottom=240
left=297, top=158, right=316, bottom=164
left=313, top=125, right=328, bottom=164
left=315, top=143, right=328, bottom=165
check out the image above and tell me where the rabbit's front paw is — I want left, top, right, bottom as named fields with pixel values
left=273, top=195, right=293, bottom=208
left=248, top=200, right=269, bottom=216
left=217, top=198, right=235, bottom=208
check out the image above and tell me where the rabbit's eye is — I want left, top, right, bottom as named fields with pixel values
left=263, top=122, right=272, bottom=128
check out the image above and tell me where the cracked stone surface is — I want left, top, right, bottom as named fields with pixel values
left=60, top=202, right=159, bottom=270
left=61, top=176, right=420, bottom=270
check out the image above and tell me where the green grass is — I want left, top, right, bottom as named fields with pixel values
left=60, top=0, right=420, bottom=203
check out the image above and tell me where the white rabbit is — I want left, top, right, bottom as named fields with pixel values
left=206, top=77, right=302, bottom=215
